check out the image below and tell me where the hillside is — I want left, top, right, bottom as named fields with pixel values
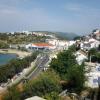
left=31, top=31, right=78, bottom=40
left=54, top=32, right=78, bottom=40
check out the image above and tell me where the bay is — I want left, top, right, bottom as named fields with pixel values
left=0, top=53, right=17, bottom=66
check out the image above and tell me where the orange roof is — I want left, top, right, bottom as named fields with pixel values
left=32, top=43, right=53, bottom=47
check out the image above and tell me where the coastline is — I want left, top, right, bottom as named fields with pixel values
left=0, top=53, right=17, bottom=66
left=0, top=52, right=19, bottom=57
left=0, top=49, right=31, bottom=58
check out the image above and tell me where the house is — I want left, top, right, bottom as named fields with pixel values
left=80, top=38, right=100, bottom=50
left=75, top=50, right=87, bottom=65
left=47, top=39, right=69, bottom=50
left=32, top=32, right=46, bottom=36
left=11, top=32, right=15, bottom=35
left=80, top=42, right=90, bottom=50
left=25, top=96, right=46, bottom=100
left=46, top=39, right=58, bottom=46
left=68, top=41, right=76, bottom=46
left=85, top=63, right=100, bottom=88
left=26, top=43, right=56, bottom=50
left=22, top=31, right=32, bottom=35
left=85, top=75, right=99, bottom=88
left=56, top=40, right=69, bottom=50
left=92, top=29, right=100, bottom=40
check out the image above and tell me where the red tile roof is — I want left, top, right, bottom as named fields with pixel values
left=32, top=43, right=53, bottom=47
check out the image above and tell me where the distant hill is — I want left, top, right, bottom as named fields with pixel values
left=54, top=32, right=78, bottom=40
left=31, top=31, right=78, bottom=40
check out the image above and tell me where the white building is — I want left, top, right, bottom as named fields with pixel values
left=93, top=29, right=100, bottom=40
left=10, top=32, right=15, bottom=35
left=22, top=31, right=32, bottom=35
left=80, top=38, right=100, bottom=50
left=47, top=39, right=69, bottom=50
left=47, top=39, right=58, bottom=46
left=32, top=32, right=46, bottom=36
left=26, top=43, right=56, bottom=50
left=75, top=50, right=87, bottom=65
left=93, top=29, right=100, bottom=34
left=25, top=96, right=46, bottom=100
left=69, top=41, right=76, bottom=46
left=85, top=63, right=100, bottom=88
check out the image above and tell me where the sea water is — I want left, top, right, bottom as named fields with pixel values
left=0, top=54, right=17, bottom=66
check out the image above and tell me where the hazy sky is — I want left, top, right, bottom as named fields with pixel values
left=0, top=0, right=100, bottom=34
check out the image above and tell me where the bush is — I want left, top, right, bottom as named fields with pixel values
left=23, top=70, right=62, bottom=99
left=0, top=52, right=38, bottom=83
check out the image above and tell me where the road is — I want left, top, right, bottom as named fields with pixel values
left=0, top=53, right=50, bottom=94
left=27, top=54, right=49, bottom=80
left=6, top=54, right=50, bottom=88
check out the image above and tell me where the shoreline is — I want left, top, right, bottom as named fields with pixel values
left=0, top=52, right=19, bottom=56
left=0, top=49, right=31, bottom=58
left=0, top=53, right=17, bottom=66
left=0, top=52, right=19, bottom=58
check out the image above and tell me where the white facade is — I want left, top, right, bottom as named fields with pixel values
left=26, top=43, right=56, bottom=50
left=93, top=29, right=100, bottom=34
left=80, top=38, right=100, bottom=50
left=85, top=64, right=100, bottom=88
left=47, top=39, right=69, bottom=50
left=85, top=75, right=99, bottom=88
left=22, top=31, right=32, bottom=35
left=75, top=50, right=87, bottom=65
left=25, top=96, right=46, bottom=100
left=10, top=32, right=14, bottom=35
left=69, top=41, right=76, bottom=46
left=26, top=44, right=32, bottom=49
left=32, top=32, right=46, bottom=36
left=47, top=39, right=58, bottom=46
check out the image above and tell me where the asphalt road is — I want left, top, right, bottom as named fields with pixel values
left=5, top=54, right=50, bottom=88
left=27, top=54, right=49, bottom=80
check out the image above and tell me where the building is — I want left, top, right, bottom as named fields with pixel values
left=92, top=29, right=100, bottom=40
left=32, top=32, right=46, bottom=36
left=68, top=41, right=76, bottom=46
left=46, top=39, right=69, bottom=50
left=75, top=50, right=87, bottom=65
left=22, top=31, right=32, bottom=35
left=26, top=43, right=56, bottom=50
left=25, top=96, right=46, bottom=100
left=80, top=38, right=100, bottom=50
left=85, top=63, right=100, bottom=88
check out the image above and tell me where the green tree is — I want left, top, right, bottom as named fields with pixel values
left=0, top=52, right=38, bottom=83
left=44, top=92, right=61, bottom=100
left=3, top=87, right=21, bottom=100
left=67, top=64, right=85, bottom=92
left=50, top=47, right=85, bottom=92
left=24, top=70, right=61, bottom=98
left=88, top=48, right=97, bottom=62
left=96, top=52, right=100, bottom=63
left=88, top=48, right=100, bottom=63
left=50, top=49, right=77, bottom=79
left=0, top=41, right=9, bottom=49
left=74, top=36, right=81, bottom=40
left=68, top=45, right=76, bottom=53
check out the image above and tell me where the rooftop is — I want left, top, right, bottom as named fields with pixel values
left=32, top=43, right=53, bottom=47
left=25, top=96, right=46, bottom=100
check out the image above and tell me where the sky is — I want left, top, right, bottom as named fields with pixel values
left=0, top=0, right=100, bottom=34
